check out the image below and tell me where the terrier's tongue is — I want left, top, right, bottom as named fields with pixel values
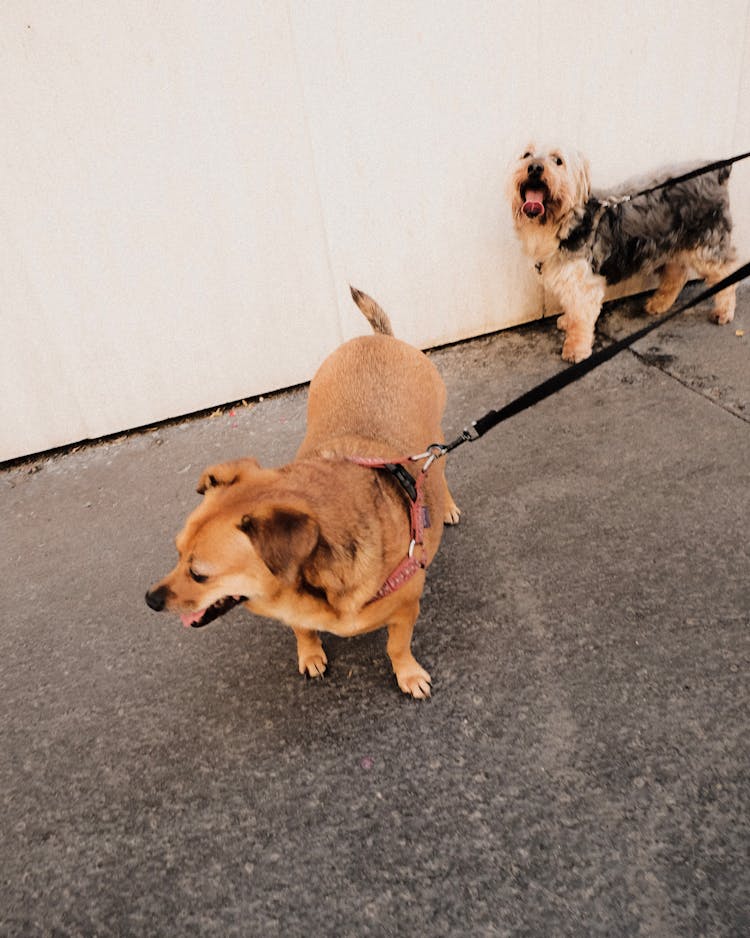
left=180, top=609, right=207, bottom=628
left=522, top=189, right=546, bottom=217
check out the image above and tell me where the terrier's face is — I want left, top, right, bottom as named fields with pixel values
left=508, top=144, right=590, bottom=229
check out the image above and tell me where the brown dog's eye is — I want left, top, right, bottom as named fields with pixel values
left=189, top=568, right=208, bottom=584
left=522, top=151, right=531, bottom=159
left=555, top=156, right=564, bottom=166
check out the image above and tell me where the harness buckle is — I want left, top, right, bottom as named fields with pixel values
left=384, top=462, right=418, bottom=501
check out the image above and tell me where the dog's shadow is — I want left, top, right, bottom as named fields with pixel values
left=597, top=280, right=708, bottom=339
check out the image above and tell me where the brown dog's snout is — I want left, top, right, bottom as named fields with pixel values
left=527, top=162, right=544, bottom=178
left=145, top=584, right=171, bottom=612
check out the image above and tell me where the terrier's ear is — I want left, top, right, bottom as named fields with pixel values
left=238, top=506, right=320, bottom=582
left=575, top=151, right=591, bottom=202
left=196, top=457, right=261, bottom=494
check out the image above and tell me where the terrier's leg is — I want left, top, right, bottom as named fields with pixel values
left=645, top=260, right=690, bottom=315
left=554, top=262, right=605, bottom=363
left=691, top=255, right=736, bottom=325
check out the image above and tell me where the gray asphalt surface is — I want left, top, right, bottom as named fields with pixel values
left=2, top=285, right=748, bottom=937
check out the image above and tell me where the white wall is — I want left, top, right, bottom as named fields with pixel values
left=2, top=0, right=749, bottom=461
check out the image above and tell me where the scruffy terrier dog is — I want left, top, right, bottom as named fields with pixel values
left=508, top=145, right=737, bottom=362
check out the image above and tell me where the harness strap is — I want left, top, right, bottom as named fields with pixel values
left=347, top=454, right=432, bottom=603
left=369, top=555, right=425, bottom=603
left=623, top=150, right=750, bottom=202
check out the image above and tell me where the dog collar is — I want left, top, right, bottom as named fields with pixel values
left=346, top=455, right=432, bottom=603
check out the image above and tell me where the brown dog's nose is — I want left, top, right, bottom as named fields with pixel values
left=527, top=162, right=544, bottom=177
left=145, top=585, right=169, bottom=611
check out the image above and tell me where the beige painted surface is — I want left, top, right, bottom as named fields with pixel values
left=2, top=1, right=749, bottom=461
left=1, top=2, right=340, bottom=458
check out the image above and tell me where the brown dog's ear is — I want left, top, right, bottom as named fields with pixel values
left=197, top=457, right=261, bottom=494
left=238, top=506, right=320, bottom=581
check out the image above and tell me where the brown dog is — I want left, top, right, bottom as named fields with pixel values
left=145, top=288, right=460, bottom=697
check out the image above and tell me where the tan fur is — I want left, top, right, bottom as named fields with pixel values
left=349, top=286, right=394, bottom=335
left=146, top=290, right=460, bottom=698
left=644, top=259, right=690, bottom=315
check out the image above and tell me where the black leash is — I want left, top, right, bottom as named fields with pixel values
left=561, top=150, right=750, bottom=254
left=441, top=260, right=750, bottom=454
left=622, top=150, right=750, bottom=202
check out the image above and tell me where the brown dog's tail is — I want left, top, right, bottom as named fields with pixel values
left=349, top=286, right=394, bottom=336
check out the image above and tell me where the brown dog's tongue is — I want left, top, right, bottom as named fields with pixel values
left=522, top=189, right=546, bottom=217
left=180, top=609, right=206, bottom=628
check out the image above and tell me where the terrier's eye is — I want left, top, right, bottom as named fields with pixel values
left=555, top=156, right=564, bottom=166
left=522, top=151, right=532, bottom=159
left=189, top=568, right=208, bottom=583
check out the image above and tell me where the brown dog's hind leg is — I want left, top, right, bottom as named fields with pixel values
left=443, top=478, right=461, bottom=525
left=645, top=260, right=690, bottom=315
left=292, top=626, right=328, bottom=678
left=386, top=602, right=431, bottom=698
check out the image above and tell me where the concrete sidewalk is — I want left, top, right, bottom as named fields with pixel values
left=2, top=286, right=748, bottom=937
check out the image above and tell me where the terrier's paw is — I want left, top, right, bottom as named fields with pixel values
left=710, top=305, right=735, bottom=325
left=561, top=337, right=593, bottom=363
left=645, top=292, right=677, bottom=316
left=395, top=663, right=432, bottom=699
left=298, top=648, right=328, bottom=678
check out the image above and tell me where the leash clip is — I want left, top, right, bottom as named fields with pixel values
left=410, top=442, right=447, bottom=473
left=442, top=425, right=480, bottom=453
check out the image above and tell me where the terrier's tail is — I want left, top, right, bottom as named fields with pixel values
left=349, top=286, right=394, bottom=336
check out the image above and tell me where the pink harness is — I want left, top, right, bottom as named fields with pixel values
left=347, top=448, right=441, bottom=603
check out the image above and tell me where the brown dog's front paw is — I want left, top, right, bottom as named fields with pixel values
left=444, top=501, right=461, bottom=525
left=443, top=482, right=461, bottom=525
left=299, top=649, right=327, bottom=678
left=294, top=628, right=327, bottom=678
left=395, top=662, right=432, bottom=699
left=561, top=337, right=592, bottom=363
